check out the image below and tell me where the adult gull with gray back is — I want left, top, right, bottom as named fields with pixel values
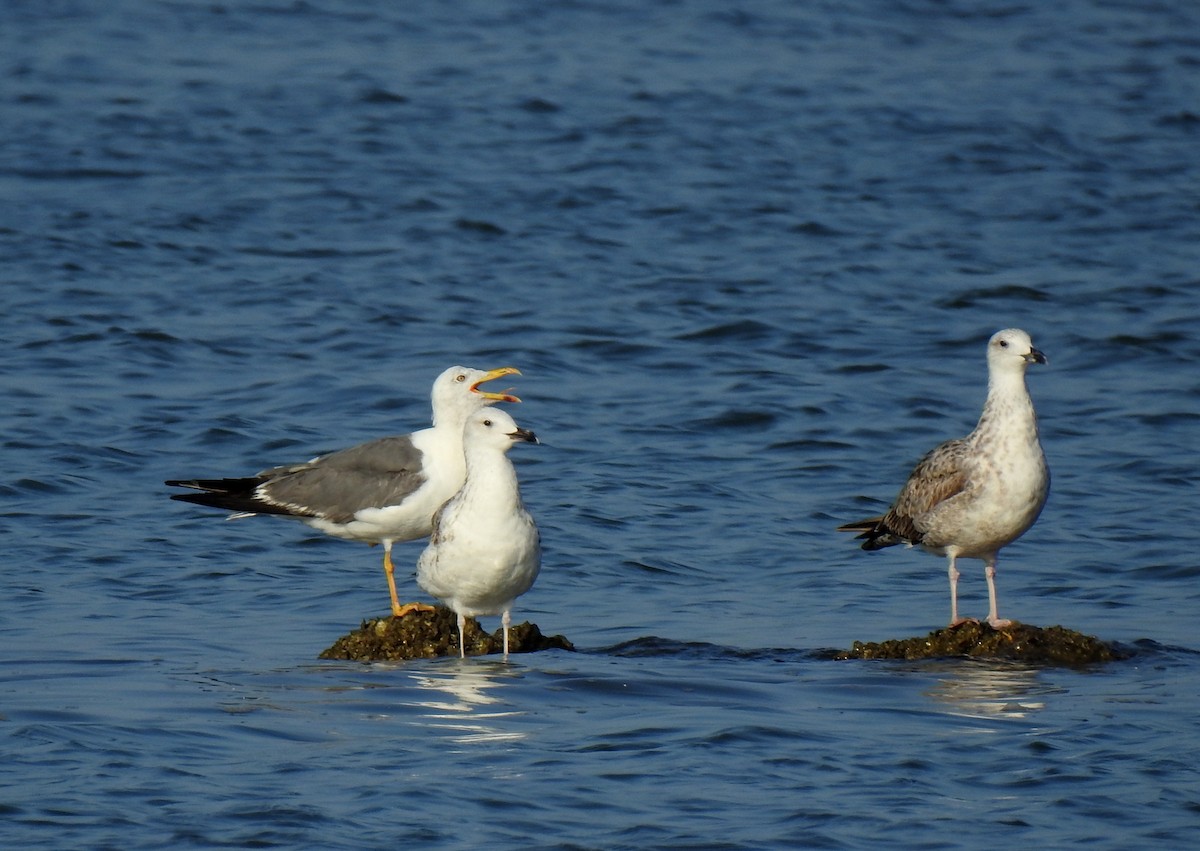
left=838, top=329, right=1049, bottom=628
left=417, top=407, right=541, bottom=659
left=167, top=365, right=520, bottom=617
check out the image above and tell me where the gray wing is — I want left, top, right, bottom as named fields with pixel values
left=259, top=435, right=429, bottom=523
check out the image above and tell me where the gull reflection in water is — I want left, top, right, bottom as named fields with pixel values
left=924, top=661, right=1055, bottom=720
left=407, top=660, right=526, bottom=744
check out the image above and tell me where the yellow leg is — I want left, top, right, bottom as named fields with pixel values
left=392, top=601, right=435, bottom=618
left=382, top=545, right=434, bottom=618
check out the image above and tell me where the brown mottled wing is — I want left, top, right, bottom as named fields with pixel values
left=427, top=498, right=450, bottom=545
left=883, top=438, right=972, bottom=543
left=838, top=437, right=972, bottom=549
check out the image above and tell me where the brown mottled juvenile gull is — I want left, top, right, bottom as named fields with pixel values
left=838, top=329, right=1049, bottom=628
left=417, top=408, right=541, bottom=660
left=166, top=365, right=520, bottom=617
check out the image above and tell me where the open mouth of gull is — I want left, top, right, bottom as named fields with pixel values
left=471, top=366, right=522, bottom=403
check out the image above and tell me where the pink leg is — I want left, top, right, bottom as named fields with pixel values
left=502, top=610, right=511, bottom=660
left=984, top=558, right=1012, bottom=628
left=947, top=555, right=967, bottom=626
left=457, top=612, right=467, bottom=658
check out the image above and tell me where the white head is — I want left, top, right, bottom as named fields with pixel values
left=462, top=407, right=539, bottom=455
left=987, top=328, right=1046, bottom=375
left=430, top=365, right=521, bottom=426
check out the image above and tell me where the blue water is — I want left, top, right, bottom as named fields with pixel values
left=3, top=0, right=1200, bottom=847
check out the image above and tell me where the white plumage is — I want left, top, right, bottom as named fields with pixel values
left=417, top=407, right=541, bottom=659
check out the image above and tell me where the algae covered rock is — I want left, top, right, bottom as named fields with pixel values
left=835, top=621, right=1125, bottom=665
left=319, top=605, right=575, bottom=661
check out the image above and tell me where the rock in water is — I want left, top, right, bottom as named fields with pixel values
left=835, top=621, right=1125, bottom=665
left=319, top=606, right=574, bottom=661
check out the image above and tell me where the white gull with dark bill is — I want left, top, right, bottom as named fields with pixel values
left=838, top=328, right=1050, bottom=628
left=417, top=407, right=541, bottom=659
left=166, top=365, right=520, bottom=617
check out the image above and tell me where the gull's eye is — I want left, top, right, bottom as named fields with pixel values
left=998, top=339, right=1009, bottom=348
left=482, top=419, right=493, bottom=427
left=455, top=374, right=467, bottom=382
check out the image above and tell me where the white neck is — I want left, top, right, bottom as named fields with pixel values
left=431, top=405, right=468, bottom=431
left=460, top=448, right=522, bottom=506
left=974, top=366, right=1037, bottom=438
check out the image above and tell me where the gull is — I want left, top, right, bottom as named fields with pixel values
left=417, top=408, right=541, bottom=659
left=166, top=365, right=520, bottom=617
left=838, top=329, right=1049, bottom=628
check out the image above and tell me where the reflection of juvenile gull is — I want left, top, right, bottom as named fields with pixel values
left=417, top=408, right=541, bottom=660
left=925, top=663, right=1046, bottom=720
left=838, top=329, right=1049, bottom=628
left=166, top=365, right=520, bottom=617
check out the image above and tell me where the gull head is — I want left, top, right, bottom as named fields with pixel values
left=464, top=408, right=539, bottom=454
left=431, top=365, right=522, bottom=422
left=988, top=328, right=1046, bottom=372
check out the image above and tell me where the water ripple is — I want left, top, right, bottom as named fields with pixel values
left=2, top=1, right=1198, bottom=848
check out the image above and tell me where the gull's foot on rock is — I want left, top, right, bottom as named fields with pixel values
left=835, top=621, right=1126, bottom=665
left=320, top=606, right=575, bottom=661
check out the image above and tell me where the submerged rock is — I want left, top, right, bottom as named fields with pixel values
left=319, top=605, right=575, bottom=662
left=835, top=621, right=1125, bottom=665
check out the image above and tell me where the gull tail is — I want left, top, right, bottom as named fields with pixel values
left=837, top=516, right=905, bottom=551
left=165, top=477, right=287, bottom=517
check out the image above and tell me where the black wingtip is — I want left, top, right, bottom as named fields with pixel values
left=837, top=517, right=904, bottom=551
left=166, top=477, right=264, bottom=513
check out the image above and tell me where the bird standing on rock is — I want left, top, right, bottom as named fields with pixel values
left=838, top=328, right=1049, bottom=628
left=166, top=365, right=521, bottom=617
left=417, top=407, right=541, bottom=659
